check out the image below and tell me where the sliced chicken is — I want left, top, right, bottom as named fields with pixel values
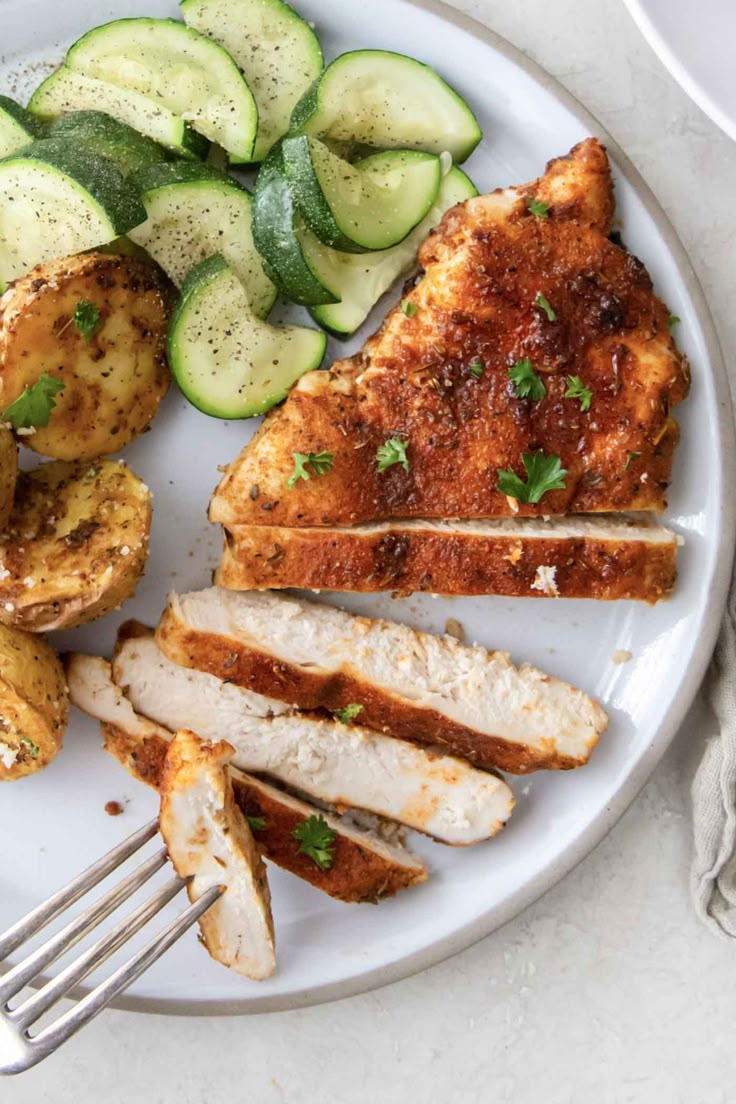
left=65, top=653, right=171, bottom=742
left=218, top=514, right=679, bottom=603
left=159, top=729, right=275, bottom=981
left=156, top=588, right=607, bottom=773
left=67, top=653, right=429, bottom=901
left=112, top=630, right=514, bottom=845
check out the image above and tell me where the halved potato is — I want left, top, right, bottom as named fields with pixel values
left=0, top=622, right=68, bottom=781
left=0, top=252, right=174, bottom=460
left=0, top=459, right=152, bottom=632
left=0, top=423, right=18, bottom=530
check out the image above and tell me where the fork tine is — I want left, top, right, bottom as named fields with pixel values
left=0, top=819, right=158, bottom=961
left=32, top=886, right=222, bottom=1055
left=0, top=847, right=168, bottom=1007
left=10, top=875, right=187, bottom=1032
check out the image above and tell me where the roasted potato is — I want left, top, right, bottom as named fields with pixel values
left=0, top=459, right=152, bottom=632
left=0, top=621, right=68, bottom=781
left=0, top=423, right=18, bottom=530
left=0, top=252, right=174, bottom=461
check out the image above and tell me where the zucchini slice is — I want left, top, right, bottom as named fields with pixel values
left=311, top=166, right=478, bottom=336
left=281, top=136, right=441, bottom=252
left=181, top=0, right=323, bottom=162
left=46, top=111, right=167, bottom=177
left=0, top=96, right=42, bottom=158
left=0, top=139, right=146, bottom=288
left=29, top=67, right=208, bottom=160
left=128, top=162, right=276, bottom=318
left=168, top=256, right=326, bottom=418
left=290, top=49, right=482, bottom=164
left=66, top=18, right=258, bottom=162
left=252, top=145, right=338, bottom=306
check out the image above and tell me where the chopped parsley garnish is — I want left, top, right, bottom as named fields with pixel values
left=3, top=374, right=65, bottom=430
left=376, top=437, right=409, bottom=473
left=534, top=291, right=557, bottom=321
left=73, top=299, right=101, bottom=342
left=333, top=703, right=364, bottom=725
left=625, top=451, right=641, bottom=470
left=245, top=814, right=266, bottom=833
left=21, top=736, right=39, bottom=759
left=667, top=314, right=680, bottom=330
left=292, top=814, right=336, bottom=870
left=528, top=198, right=549, bottom=218
left=496, top=451, right=568, bottom=504
left=401, top=299, right=418, bottom=318
left=286, top=450, right=334, bottom=488
left=508, top=358, right=546, bottom=401
left=468, top=357, right=485, bottom=378
left=564, top=375, right=592, bottom=412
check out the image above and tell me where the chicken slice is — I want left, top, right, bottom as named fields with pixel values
left=112, top=630, right=514, bottom=845
left=159, top=729, right=275, bottom=981
left=66, top=653, right=429, bottom=902
left=156, top=587, right=607, bottom=773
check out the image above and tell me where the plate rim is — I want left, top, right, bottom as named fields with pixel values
left=621, top=0, right=736, bottom=145
left=7, top=0, right=735, bottom=1017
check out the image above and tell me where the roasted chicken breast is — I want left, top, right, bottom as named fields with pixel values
left=65, top=653, right=429, bottom=903
left=159, top=729, right=276, bottom=981
left=211, top=139, right=689, bottom=528
left=217, top=514, right=679, bottom=602
left=157, top=587, right=607, bottom=772
left=111, top=627, right=514, bottom=845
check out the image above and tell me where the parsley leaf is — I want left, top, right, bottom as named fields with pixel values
left=292, top=814, right=336, bottom=870
left=3, top=374, right=65, bottom=430
left=245, top=814, right=266, bottom=832
left=625, top=450, right=641, bottom=470
left=333, top=703, right=364, bottom=725
left=21, top=736, right=39, bottom=759
left=468, top=357, right=485, bottom=378
left=73, top=299, right=101, bottom=342
left=508, top=358, right=546, bottom=401
left=286, top=450, right=334, bottom=489
left=667, top=314, right=680, bottom=330
left=496, top=451, right=568, bottom=504
left=376, top=438, right=409, bottom=473
left=534, top=291, right=557, bottom=321
left=401, top=299, right=418, bottom=318
left=528, top=198, right=549, bottom=218
left=564, top=374, right=592, bottom=412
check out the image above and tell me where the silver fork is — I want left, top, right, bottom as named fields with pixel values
left=0, top=819, right=221, bottom=1075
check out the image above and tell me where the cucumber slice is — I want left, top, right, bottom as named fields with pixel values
left=29, top=67, right=208, bottom=160
left=181, top=0, right=323, bottom=162
left=128, top=162, right=276, bottom=318
left=168, top=256, right=326, bottom=418
left=281, top=136, right=441, bottom=252
left=311, top=166, right=477, bottom=336
left=0, top=96, right=42, bottom=158
left=252, top=145, right=338, bottom=306
left=290, top=49, right=482, bottom=164
left=66, top=18, right=258, bottom=162
left=46, top=111, right=167, bottom=177
left=0, top=139, right=146, bottom=288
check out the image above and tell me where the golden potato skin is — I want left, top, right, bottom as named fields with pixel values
left=0, top=424, right=18, bottom=531
left=0, top=459, right=152, bottom=632
left=0, top=622, right=68, bottom=781
left=0, top=252, right=174, bottom=461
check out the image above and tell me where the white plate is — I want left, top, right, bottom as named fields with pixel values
left=622, top=0, right=736, bottom=143
left=0, top=0, right=733, bottom=1015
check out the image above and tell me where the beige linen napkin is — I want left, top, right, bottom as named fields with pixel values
left=691, top=589, right=736, bottom=937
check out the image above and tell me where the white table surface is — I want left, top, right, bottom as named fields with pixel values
left=5, top=0, right=736, bottom=1100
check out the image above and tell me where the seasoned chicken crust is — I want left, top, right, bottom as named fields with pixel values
left=211, top=139, right=689, bottom=527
